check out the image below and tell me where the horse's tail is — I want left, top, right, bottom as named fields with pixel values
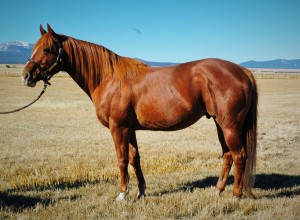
left=242, top=68, right=258, bottom=198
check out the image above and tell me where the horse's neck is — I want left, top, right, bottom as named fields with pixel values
left=61, top=37, right=147, bottom=99
left=62, top=39, right=101, bottom=98
left=66, top=67, right=93, bottom=98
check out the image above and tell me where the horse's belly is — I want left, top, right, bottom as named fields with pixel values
left=135, top=102, right=206, bottom=131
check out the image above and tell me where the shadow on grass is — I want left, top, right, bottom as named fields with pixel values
left=0, top=192, right=51, bottom=212
left=0, top=179, right=103, bottom=212
left=151, top=173, right=300, bottom=198
left=9, top=179, right=103, bottom=192
left=1, top=173, right=299, bottom=211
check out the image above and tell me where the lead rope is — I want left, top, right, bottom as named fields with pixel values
left=0, top=83, right=48, bottom=114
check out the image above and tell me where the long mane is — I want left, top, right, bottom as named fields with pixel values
left=39, top=33, right=148, bottom=89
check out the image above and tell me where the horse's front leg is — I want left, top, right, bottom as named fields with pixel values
left=129, top=130, right=146, bottom=200
left=109, top=121, right=130, bottom=201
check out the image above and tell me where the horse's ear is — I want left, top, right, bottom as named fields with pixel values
left=47, top=24, right=54, bottom=35
left=47, top=24, right=58, bottom=38
left=40, top=25, right=47, bottom=35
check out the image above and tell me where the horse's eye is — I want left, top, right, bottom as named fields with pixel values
left=43, top=48, right=51, bottom=54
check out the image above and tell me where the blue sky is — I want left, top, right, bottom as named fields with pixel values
left=1, top=0, right=299, bottom=63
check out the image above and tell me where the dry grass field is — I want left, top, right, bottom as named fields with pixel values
left=0, top=65, right=299, bottom=219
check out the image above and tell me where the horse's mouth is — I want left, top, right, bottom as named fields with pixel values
left=22, top=77, right=36, bottom=87
left=22, top=72, right=37, bottom=87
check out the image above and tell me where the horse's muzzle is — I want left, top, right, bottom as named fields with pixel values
left=22, top=72, right=36, bottom=87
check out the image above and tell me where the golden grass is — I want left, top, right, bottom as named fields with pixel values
left=0, top=67, right=299, bottom=219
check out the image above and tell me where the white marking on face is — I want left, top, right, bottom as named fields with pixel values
left=30, top=44, right=41, bottom=60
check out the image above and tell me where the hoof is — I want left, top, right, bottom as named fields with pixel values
left=116, top=185, right=130, bottom=202
left=134, top=191, right=146, bottom=202
left=215, top=189, right=222, bottom=196
left=215, top=187, right=224, bottom=196
left=243, top=190, right=256, bottom=199
left=232, top=195, right=241, bottom=202
left=116, top=191, right=129, bottom=201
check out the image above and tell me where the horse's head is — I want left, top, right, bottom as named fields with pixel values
left=22, top=24, right=64, bottom=87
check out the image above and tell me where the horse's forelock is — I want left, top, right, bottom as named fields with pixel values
left=33, top=33, right=60, bottom=54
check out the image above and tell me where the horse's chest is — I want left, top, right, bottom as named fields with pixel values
left=94, top=104, right=110, bottom=128
left=93, top=90, right=132, bottom=128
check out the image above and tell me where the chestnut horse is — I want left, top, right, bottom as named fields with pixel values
left=22, top=24, right=257, bottom=201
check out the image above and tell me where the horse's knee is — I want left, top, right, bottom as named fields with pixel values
left=129, top=156, right=140, bottom=167
left=231, top=148, right=246, bottom=166
left=223, top=151, right=233, bottom=165
left=222, top=127, right=245, bottom=162
left=129, top=148, right=140, bottom=166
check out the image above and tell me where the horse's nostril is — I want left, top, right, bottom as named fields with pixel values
left=24, top=72, right=31, bottom=80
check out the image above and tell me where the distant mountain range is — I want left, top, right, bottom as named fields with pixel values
left=240, top=59, right=300, bottom=69
left=137, top=59, right=179, bottom=67
left=0, top=41, right=299, bottom=69
left=0, top=41, right=34, bottom=64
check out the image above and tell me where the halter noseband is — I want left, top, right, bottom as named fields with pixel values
left=28, top=43, right=64, bottom=85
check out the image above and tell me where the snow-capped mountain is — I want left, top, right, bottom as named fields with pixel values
left=0, top=41, right=34, bottom=52
left=0, top=41, right=34, bottom=63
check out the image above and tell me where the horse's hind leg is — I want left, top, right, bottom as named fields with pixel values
left=129, top=130, right=146, bottom=200
left=222, top=124, right=246, bottom=198
left=214, top=120, right=233, bottom=195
